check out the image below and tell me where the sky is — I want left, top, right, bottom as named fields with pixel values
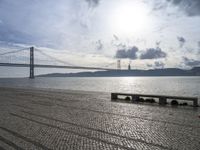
left=0, top=0, right=200, bottom=77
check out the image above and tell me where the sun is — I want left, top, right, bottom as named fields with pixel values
left=110, top=2, right=150, bottom=36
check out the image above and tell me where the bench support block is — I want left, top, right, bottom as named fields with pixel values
left=111, top=93, right=117, bottom=101
left=159, top=97, right=167, bottom=105
left=193, top=99, right=198, bottom=107
left=132, top=96, right=139, bottom=102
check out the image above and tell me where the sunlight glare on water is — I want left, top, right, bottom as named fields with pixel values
left=0, top=77, right=199, bottom=100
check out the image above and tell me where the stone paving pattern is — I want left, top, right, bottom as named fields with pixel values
left=0, top=87, right=200, bottom=150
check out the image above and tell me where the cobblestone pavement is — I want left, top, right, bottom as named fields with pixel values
left=0, top=87, right=200, bottom=150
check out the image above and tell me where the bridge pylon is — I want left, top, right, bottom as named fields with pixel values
left=29, top=47, right=34, bottom=79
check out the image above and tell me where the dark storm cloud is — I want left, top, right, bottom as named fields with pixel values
left=167, top=0, right=200, bottom=16
left=183, top=57, right=200, bottom=67
left=115, top=46, right=138, bottom=60
left=177, top=36, right=186, bottom=47
left=85, top=0, right=100, bottom=7
left=95, top=40, right=103, bottom=50
left=140, top=47, right=167, bottom=59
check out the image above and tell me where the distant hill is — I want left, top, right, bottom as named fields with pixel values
left=38, top=67, right=200, bottom=77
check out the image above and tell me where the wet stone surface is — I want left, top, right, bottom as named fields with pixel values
left=0, top=87, right=200, bottom=150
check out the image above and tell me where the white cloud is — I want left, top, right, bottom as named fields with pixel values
left=0, top=0, right=200, bottom=72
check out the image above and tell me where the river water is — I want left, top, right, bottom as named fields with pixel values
left=0, top=76, right=199, bottom=100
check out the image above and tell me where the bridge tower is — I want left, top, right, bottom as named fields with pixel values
left=29, top=47, right=34, bottom=79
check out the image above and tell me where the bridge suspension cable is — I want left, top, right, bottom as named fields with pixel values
left=35, top=48, right=75, bottom=66
left=103, top=62, right=116, bottom=68
left=0, top=47, right=29, bottom=56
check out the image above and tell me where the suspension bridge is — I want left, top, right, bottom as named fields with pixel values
left=0, top=47, right=116, bottom=78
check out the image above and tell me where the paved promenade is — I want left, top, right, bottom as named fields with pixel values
left=0, top=87, right=200, bottom=150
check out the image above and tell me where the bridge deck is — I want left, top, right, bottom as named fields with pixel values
left=0, top=63, right=114, bottom=70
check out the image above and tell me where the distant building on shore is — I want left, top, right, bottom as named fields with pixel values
left=128, top=64, right=131, bottom=70
left=117, top=60, right=121, bottom=70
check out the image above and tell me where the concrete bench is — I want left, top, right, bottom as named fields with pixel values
left=111, top=93, right=198, bottom=107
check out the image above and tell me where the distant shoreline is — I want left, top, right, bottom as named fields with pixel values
left=38, top=67, right=200, bottom=77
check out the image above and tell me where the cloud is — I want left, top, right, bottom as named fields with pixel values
left=156, top=41, right=161, bottom=47
left=113, top=34, right=119, bottom=41
left=177, top=36, right=186, bottom=47
left=0, top=0, right=100, bottom=49
left=0, top=22, right=36, bottom=44
left=171, top=0, right=182, bottom=5
left=140, top=47, right=167, bottom=59
left=154, top=61, right=165, bottom=68
left=111, top=37, right=126, bottom=49
left=167, top=0, right=200, bottom=16
left=147, top=61, right=165, bottom=69
left=95, top=40, right=103, bottom=50
left=152, top=1, right=168, bottom=11
left=0, top=1, right=75, bottom=47
left=152, top=0, right=200, bottom=16
left=183, top=57, right=200, bottom=67
left=198, top=41, right=200, bottom=53
left=115, top=46, right=138, bottom=60
left=85, top=0, right=100, bottom=8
